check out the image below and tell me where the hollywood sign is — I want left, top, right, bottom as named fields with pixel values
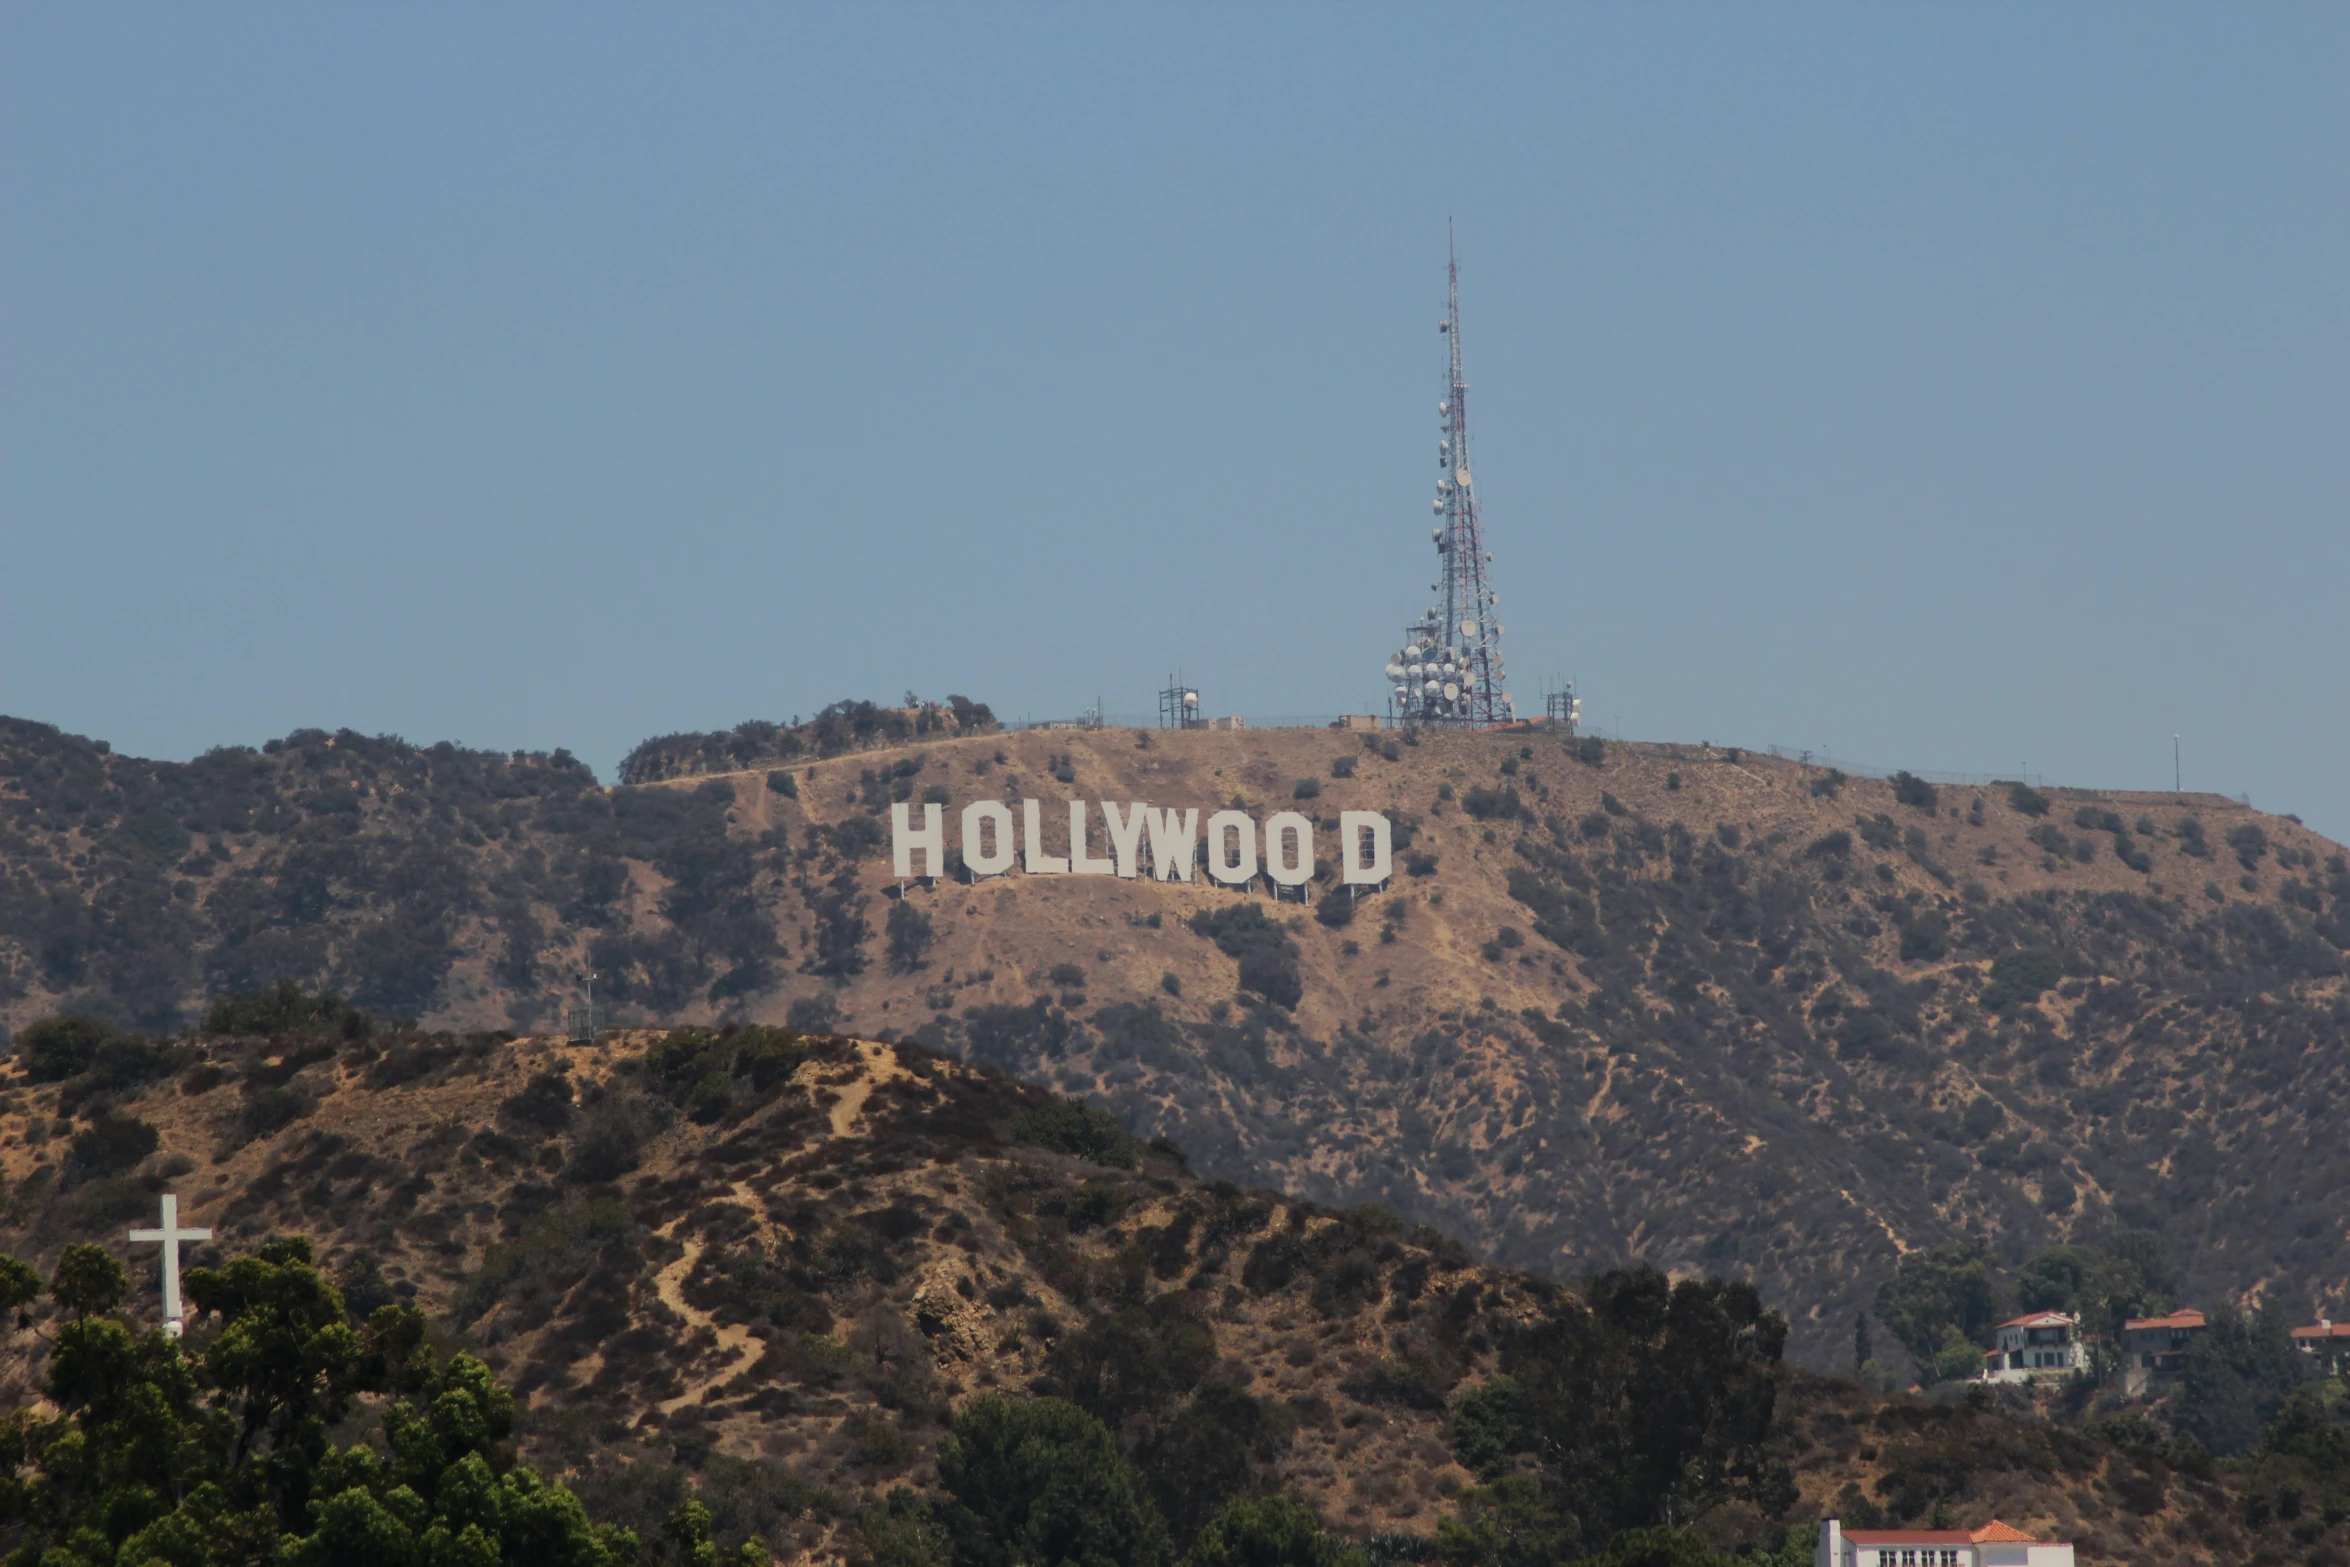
left=889, top=801, right=1393, bottom=888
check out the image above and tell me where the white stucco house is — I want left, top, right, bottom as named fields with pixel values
left=1980, top=1311, right=2083, bottom=1383
left=1818, top=1518, right=2076, bottom=1567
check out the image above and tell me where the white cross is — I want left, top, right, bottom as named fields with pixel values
left=128, top=1193, right=212, bottom=1339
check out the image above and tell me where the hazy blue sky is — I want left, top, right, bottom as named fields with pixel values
left=5, top=7, right=2345, bottom=837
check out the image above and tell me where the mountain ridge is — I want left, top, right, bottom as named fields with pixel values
left=1, top=712, right=2345, bottom=1377
left=0, top=1017, right=2321, bottom=1566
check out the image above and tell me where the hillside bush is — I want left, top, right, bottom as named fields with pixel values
left=2006, top=783, right=2051, bottom=817
left=498, top=1070, right=575, bottom=1133
left=1011, top=1097, right=1141, bottom=1169
left=66, top=1112, right=159, bottom=1179
left=240, top=1085, right=317, bottom=1139
left=1186, top=1497, right=1363, bottom=1567
left=1188, top=904, right=1303, bottom=1011
left=1461, top=786, right=1524, bottom=822
left=643, top=1024, right=810, bottom=1122
left=887, top=899, right=936, bottom=974
left=1983, top=948, right=2062, bottom=1011
left=1804, top=830, right=1852, bottom=860
left=1045, top=1294, right=1217, bottom=1428
left=1891, top=771, right=1938, bottom=811
left=18, top=1015, right=114, bottom=1082
left=934, top=1396, right=1170, bottom=1567
left=963, top=999, right=1074, bottom=1071
left=203, top=980, right=371, bottom=1038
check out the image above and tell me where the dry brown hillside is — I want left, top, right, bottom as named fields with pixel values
left=0, top=1025, right=2313, bottom=1566
left=2, top=716, right=2346, bottom=1373
left=615, top=727, right=2350, bottom=1370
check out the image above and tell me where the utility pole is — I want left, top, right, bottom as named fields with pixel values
left=2173, top=734, right=2181, bottom=794
left=1380, top=226, right=1515, bottom=728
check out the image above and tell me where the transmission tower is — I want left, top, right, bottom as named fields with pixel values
left=1382, top=232, right=1513, bottom=727
left=1158, top=672, right=1202, bottom=730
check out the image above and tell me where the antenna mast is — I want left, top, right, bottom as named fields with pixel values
left=1383, top=229, right=1513, bottom=727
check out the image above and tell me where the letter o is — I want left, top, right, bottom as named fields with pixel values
left=963, top=801, right=1016, bottom=876
left=1264, top=811, right=1313, bottom=887
left=1205, top=810, right=1258, bottom=885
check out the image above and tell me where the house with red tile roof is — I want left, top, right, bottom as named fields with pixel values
left=1817, top=1517, right=2076, bottom=1567
left=2293, top=1315, right=2350, bottom=1376
left=2121, top=1307, right=2206, bottom=1395
left=1981, top=1311, right=2083, bottom=1384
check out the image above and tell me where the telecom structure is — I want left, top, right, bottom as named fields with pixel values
left=1383, top=235, right=1514, bottom=726
left=1542, top=677, right=1583, bottom=735
left=1158, top=673, right=1203, bottom=730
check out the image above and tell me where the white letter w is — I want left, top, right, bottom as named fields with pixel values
left=1144, top=807, right=1198, bottom=881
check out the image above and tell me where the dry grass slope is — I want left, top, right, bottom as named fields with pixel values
left=0, top=1027, right=2327, bottom=1565
left=2, top=718, right=2346, bottom=1378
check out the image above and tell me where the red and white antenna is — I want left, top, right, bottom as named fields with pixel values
left=1383, top=228, right=1513, bottom=727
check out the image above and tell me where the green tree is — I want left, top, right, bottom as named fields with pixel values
left=0, top=1238, right=637, bottom=1567
left=19, top=1015, right=113, bottom=1083
left=933, top=1395, right=1171, bottom=1567
left=1872, top=1243, right=2007, bottom=1373
left=1444, top=1271, right=1791, bottom=1558
left=1185, top=1496, right=1363, bottom=1567
left=49, top=1243, right=129, bottom=1319
left=0, top=1255, right=40, bottom=1326
left=664, top=1495, right=769, bottom=1567
left=2175, top=1304, right=2308, bottom=1457
left=859, top=1486, right=951, bottom=1567
left=2257, top=1380, right=2350, bottom=1474
left=2013, top=1242, right=2156, bottom=1382
left=1045, top=1295, right=1216, bottom=1429
left=1571, top=1526, right=1734, bottom=1566
left=1928, top=1325, right=1986, bottom=1384
left=2012, top=1245, right=2097, bottom=1313
left=1434, top=1475, right=1583, bottom=1567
